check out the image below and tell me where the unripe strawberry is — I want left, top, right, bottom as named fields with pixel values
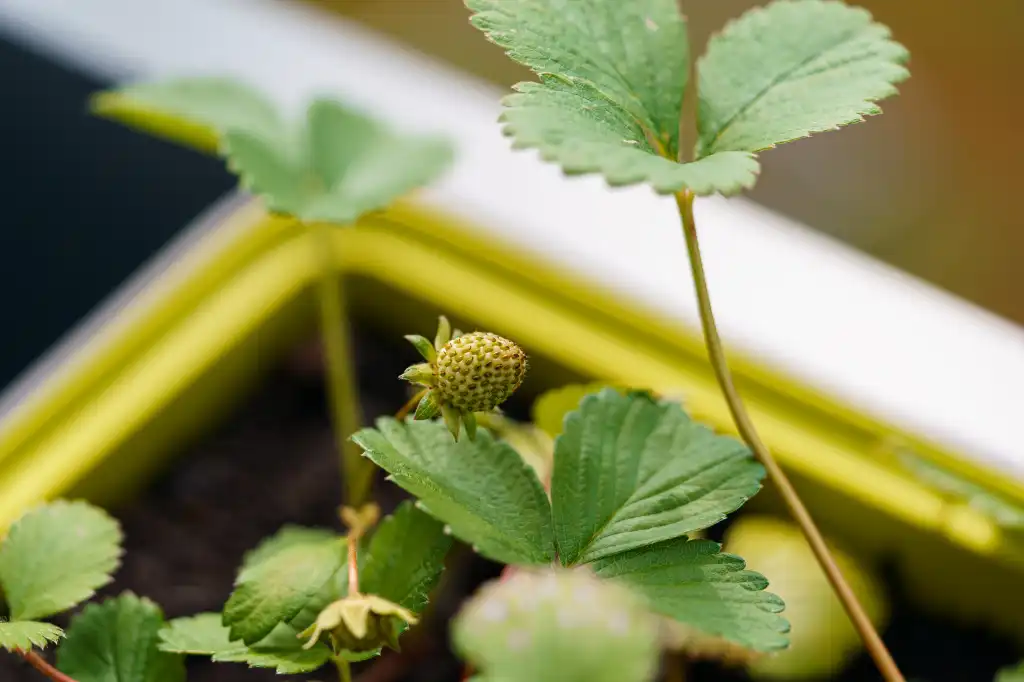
left=436, top=332, right=528, bottom=412
left=400, top=317, right=528, bottom=441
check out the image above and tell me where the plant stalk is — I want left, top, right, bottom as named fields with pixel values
left=674, top=190, right=905, bottom=682
left=395, top=388, right=428, bottom=421
left=18, top=651, right=78, bottom=682
left=334, top=656, right=353, bottom=682
left=310, top=222, right=373, bottom=507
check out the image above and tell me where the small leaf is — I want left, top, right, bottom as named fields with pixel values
left=551, top=389, right=764, bottom=565
left=0, top=620, right=63, bottom=651
left=467, top=0, right=757, bottom=195
left=361, top=501, right=453, bottom=612
left=159, top=613, right=332, bottom=675
left=221, top=130, right=310, bottom=216
left=405, top=334, right=437, bottom=363
left=696, top=0, right=909, bottom=157
left=0, top=500, right=123, bottom=620
left=591, top=538, right=789, bottom=652
left=223, top=526, right=345, bottom=645
left=352, top=418, right=554, bottom=565
left=90, top=77, right=285, bottom=154
left=453, top=568, right=660, bottom=682
left=57, top=593, right=185, bottom=682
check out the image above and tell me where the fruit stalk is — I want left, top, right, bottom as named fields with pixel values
left=674, top=190, right=905, bottom=682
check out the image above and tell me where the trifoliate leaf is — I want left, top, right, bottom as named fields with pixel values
left=696, top=0, right=909, bottom=157
left=94, top=78, right=453, bottom=225
left=453, top=568, right=660, bottom=682
left=551, top=389, right=764, bottom=565
left=223, top=526, right=345, bottom=645
left=467, top=0, right=758, bottom=195
left=0, top=620, right=63, bottom=651
left=159, top=613, right=332, bottom=675
left=0, top=500, right=123, bottom=621
left=361, top=501, right=453, bottom=612
left=91, top=77, right=286, bottom=154
left=57, top=593, right=185, bottom=682
left=352, top=418, right=555, bottom=565
left=591, top=537, right=789, bottom=652
left=997, top=662, right=1024, bottom=682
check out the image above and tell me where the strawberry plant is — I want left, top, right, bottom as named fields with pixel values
left=20, top=0, right=1024, bottom=680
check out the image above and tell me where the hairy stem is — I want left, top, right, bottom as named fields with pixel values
left=674, top=190, right=905, bottom=682
left=334, top=656, right=353, bottom=682
left=18, top=651, right=78, bottom=682
left=310, top=222, right=373, bottom=507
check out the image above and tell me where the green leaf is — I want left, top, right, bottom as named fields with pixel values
left=591, top=537, right=789, bottom=652
left=696, top=0, right=909, bottom=157
left=299, top=100, right=454, bottom=224
left=93, top=79, right=453, bottom=225
left=997, top=662, right=1024, bottom=682
left=0, top=500, right=123, bottom=620
left=57, top=593, right=185, bottom=682
left=159, top=613, right=332, bottom=675
left=361, top=501, right=453, bottom=612
left=223, top=526, right=345, bottom=645
left=551, top=389, right=764, bottom=565
left=503, top=79, right=759, bottom=194
left=352, top=418, right=554, bottom=565
left=91, top=77, right=286, bottom=154
left=0, top=620, right=63, bottom=651
left=453, top=568, right=660, bottom=682
left=467, top=0, right=757, bottom=195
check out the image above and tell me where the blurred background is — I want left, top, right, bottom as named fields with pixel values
left=319, top=0, right=1024, bottom=323
left=2, top=0, right=1022, bottom=392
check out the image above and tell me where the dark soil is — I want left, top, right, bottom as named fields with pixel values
left=2, top=325, right=1018, bottom=681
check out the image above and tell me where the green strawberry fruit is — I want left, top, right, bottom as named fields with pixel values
left=400, top=317, right=528, bottom=441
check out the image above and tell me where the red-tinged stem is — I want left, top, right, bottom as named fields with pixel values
left=348, top=533, right=360, bottom=595
left=18, top=650, right=78, bottom=682
left=675, top=190, right=905, bottom=682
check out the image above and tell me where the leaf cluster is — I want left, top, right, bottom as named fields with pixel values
left=354, top=388, right=789, bottom=653
left=157, top=502, right=452, bottom=673
left=0, top=501, right=187, bottom=682
left=466, top=0, right=909, bottom=196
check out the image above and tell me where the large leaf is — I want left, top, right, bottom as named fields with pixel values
left=361, top=501, right=453, bottom=612
left=467, top=0, right=758, bottom=195
left=453, top=568, right=659, bottom=682
left=91, top=77, right=285, bottom=153
left=56, top=593, right=185, bottom=682
left=696, top=0, right=909, bottom=157
left=0, top=620, right=63, bottom=651
left=551, top=389, right=764, bottom=565
left=591, top=538, right=789, bottom=652
left=222, top=526, right=345, bottom=645
left=159, top=613, right=332, bottom=675
left=0, top=500, right=123, bottom=620
left=352, top=418, right=555, bottom=565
